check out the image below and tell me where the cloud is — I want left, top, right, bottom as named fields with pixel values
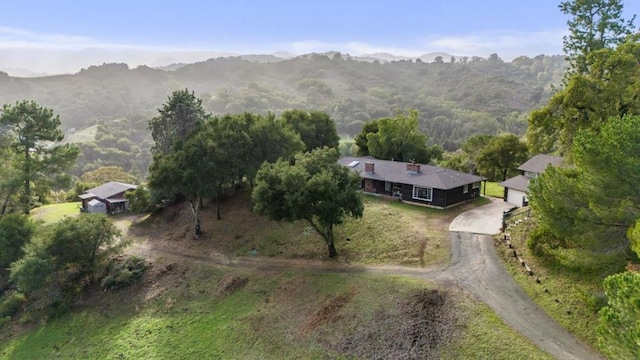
left=423, top=30, right=567, bottom=59
left=0, top=26, right=95, bottom=48
left=286, top=29, right=566, bottom=60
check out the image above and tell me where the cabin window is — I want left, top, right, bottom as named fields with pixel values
left=385, top=182, right=391, bottom=191
left=412, top=186, right=432, bottom=201
left=472, top=182, right=480, bottom=189
left=463, top=184, right=469, bottom=193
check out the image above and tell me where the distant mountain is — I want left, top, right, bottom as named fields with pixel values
left=358, top=53, right=412, bottom=62
left=419, top=52, right=456, bottom=63
left=154, top=63, right=189, bottom=72
left=0, top=52, right=566, bottom=152
left=270, top=51, right=296, bottom=59
left=0, top=48, right=237, bottom=75
left=239, top=54, right=287, bottom=63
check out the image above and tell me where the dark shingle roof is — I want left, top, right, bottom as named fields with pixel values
left=499, top=175, right=529, bottom=192
left=82, top=181, right=137, bottom=200
left=518, top=154, right=564, bottom=174
left=338, top=156, right=485, bottom=190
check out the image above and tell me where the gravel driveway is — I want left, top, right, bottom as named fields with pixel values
left=444, top=198, right=603, bottom=359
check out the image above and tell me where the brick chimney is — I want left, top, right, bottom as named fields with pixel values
left=406, top=163, right=421, bottom=174
left=364, top=162, right=375, bottom=174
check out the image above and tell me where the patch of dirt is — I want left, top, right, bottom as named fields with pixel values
left=337, top=289, right=460, bottom=360
left=216, top=275, right=248, bottom=297
left=299, top=290, right=356, bottom=336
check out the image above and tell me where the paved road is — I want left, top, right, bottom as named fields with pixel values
left=443, top=198, right=603, bottom=360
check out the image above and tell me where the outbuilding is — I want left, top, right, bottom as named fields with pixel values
left=79, top=181, right=137, bottom=214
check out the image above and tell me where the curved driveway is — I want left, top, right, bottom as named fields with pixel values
left=126, top=198, right=603, bottom=359
left=445, top=198, right=602, bottom=360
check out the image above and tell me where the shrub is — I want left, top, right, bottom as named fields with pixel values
left=101, top=256, right=146, bottom=290
left=527, top=225, right=565, bottom=257
left=0, top=291, right=27, bottom=317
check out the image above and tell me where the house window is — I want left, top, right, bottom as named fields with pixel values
left=385, top=182, right=391, bottom=191
left=412, top=186, right=432, bottom=201
left=472, top=182, right=480, bottom=189
left=463, top=184, right=469, bottom=193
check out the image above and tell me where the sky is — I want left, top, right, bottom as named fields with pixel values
left=0, top=0, right=639, bottom=73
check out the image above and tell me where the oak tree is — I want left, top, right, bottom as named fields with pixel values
left=252, top=147, right=363, bottom=257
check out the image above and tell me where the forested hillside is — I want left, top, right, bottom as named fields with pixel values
left=0, top=53, right=564, bottom=151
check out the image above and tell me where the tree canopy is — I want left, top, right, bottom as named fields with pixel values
left=149, top=105, right=306, bottom=237
left=9, top=214, right=125, bottom=315
left=476, top=133, right=528, bottom=181
left=0, top=100, right=78, bottom=213
left=252, top=147, right=363, bottom=257
left=0, top=213, right=35, bottom=270
left=528, top=114, right=640, bottom=267
left=148, top=89, right=208, bottom=154
left=560, top=0, right=635, bottom=74
left=281, top=109, right=339, bottom=152
left=364, top=110, right=442, bottom=164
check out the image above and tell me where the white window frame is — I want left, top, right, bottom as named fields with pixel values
left=412, top=186, right=432, bottom=201
left=463, top=184, right=469, bottom=193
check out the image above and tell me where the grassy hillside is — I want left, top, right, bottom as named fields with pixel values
left=1, top=193, right=552, bottom=358
left=129, top=191, right=489, bottom=265
left=0, top=261, right=550, bottom=359
left=30, top=202, right=81, bottom=225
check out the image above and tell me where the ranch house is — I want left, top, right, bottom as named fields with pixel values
left=339, top=156, right=485, bottom=208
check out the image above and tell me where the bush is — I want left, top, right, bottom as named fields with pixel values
left=101, top=256, right=146, bottom=290
left=527, top=225, right=565, bottom=257
left=0, top=291, right=26, bottom=317
left=583, top=291, right=608, bottom=313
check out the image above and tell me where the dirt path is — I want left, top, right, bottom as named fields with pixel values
left=121, top=200, right=603, bottom=360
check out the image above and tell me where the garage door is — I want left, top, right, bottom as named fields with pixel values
left=506, top=188, right=526, bottom=207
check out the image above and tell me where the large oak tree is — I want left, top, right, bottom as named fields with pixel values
left=252, top=147, right=363, bottom=257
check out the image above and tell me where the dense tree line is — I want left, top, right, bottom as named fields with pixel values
left=147, top=90, right=362, bottom=257
left=0, top=53, right=565, bottom=151
left=524, top=1, right=639, bottom=356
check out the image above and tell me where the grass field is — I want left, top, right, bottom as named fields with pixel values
left=153, top=191, right=490, bottom=266
left=30, top=202, right=81, bottom=225
left=482, top=181, right=504, bottom=198
left=0, top=193, right=554, bottom=359
left=0, top=262, right=550, bottom=359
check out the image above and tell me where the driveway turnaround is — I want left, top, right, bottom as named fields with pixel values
left=448, top=197, right=513, bottom=234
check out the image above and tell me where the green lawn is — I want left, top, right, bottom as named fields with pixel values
left=482, top=181, right=504, bottom=198
left=30, top=202, right=81, bottom=225
left=198, top=192, right=489, bottom=266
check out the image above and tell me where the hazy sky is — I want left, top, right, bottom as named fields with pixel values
left=1, top=0, right=639, bottom=72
